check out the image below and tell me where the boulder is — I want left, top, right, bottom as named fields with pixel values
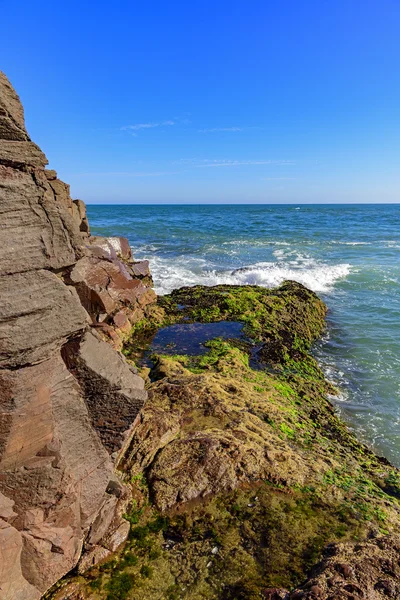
left=132, top=259, right=151, bottom=278
left=61, top=331, right=146, bottom=456
left=69, top=254, right=155, bottom=331
left=291, top=535, right=400, bottom=599
left=0, top=354, right=114, bottom=597
left=73, top=199, right=90, bottom=234
left=0, top=270, right=88, bottom=367
left=0, top=165, right=82, bottom=274
left=88, top=235, right=132, bottom=260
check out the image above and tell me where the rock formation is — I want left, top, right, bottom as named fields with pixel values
left=3, top=71, right=400, bottom=600
left=0, top=71, right=156, bottom=599
left=52, top=284, right=400, bottom=599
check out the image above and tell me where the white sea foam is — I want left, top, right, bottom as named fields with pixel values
left=222, top=240, right=291, bottom=247
left=330, top=240, right=371, bottom=246
left=148, top=254, right=351, bottom=295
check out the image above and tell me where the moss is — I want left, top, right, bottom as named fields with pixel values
left=140, top=565, right=153, bottom=578
left=157, top=282, right=326, bottom=348
left=105, top=573, right=135, bottom=600
left=55, top=282, right=400, bottom=600
left=279, top=422, right=295, bottom=438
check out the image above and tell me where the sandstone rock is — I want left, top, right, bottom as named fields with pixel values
left=44, top=169, right=57, bottom=180
left=86, top=494, right=119, bottom=546
left=88, top=235, right=132, bottom=260
left=69, top=255, right=154, bottom=325
left=61, top=331, right=147, bottom=455
left=0, top=72, right=29, bottom=141
left=113, top=310, right=131, bottom=332
left=0, top=140, right=47, bottom=167
left=73, top=199, right=90, bottom=234
left=132, top=259, right=151, bottom=278
left=102, top=520, right=130, bottom=552
left=0, top=166, right=82, bottom=274
left=0, top=270, right=88, bottom=367
left=0, top=354, right=114, bottom=596
left=0, top=518, right=40, bottom=600
left=77, top=546, right=112, bottom=575
left=0, top=71, right=153, bottom=599
left=106, top=236, right=132, bottom=260
left=290, top=535, right=400, bottom=599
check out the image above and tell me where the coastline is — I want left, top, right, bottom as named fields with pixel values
left=1, top=71, right=400, bottom=600
left=51, top=283, right=400, bottom=600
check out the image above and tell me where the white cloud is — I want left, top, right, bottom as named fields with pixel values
left=76, top=171, right=177, bottom=177
left=172, top=158, right=294, bottom=167
left=194, top=159, right=295, bottom=168
left=198, top=127, right=243, bottom=133
left=120, top=120, right=175, bottom=133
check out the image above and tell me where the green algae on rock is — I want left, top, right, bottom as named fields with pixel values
left=51, top=282, right=400, bottom=599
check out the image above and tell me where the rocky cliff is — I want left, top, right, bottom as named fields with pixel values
left=0, top=72, right=156, bottom=600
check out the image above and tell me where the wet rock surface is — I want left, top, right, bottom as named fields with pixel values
left=0, top=72, right=156, bottom=599
left=59, top=283, right=400, bottom=599
left=291, top=534, right=400, bottom=599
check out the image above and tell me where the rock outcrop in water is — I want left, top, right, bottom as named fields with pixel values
left=0, top=72, right=156, bottom=599
left=50, top=284, right=400, bottom=600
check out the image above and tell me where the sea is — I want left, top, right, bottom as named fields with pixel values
left=87, top=204, right=400, bottom=467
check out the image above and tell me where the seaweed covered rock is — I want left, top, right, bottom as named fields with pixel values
left=291, top=533, right=400, bottom=599
left=61, top=283, right=400, bottom=599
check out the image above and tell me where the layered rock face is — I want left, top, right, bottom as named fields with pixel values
left=0, top=72, right=155, bottom=599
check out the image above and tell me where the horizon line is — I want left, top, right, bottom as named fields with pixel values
left=84, top=202, right=400, bottom=206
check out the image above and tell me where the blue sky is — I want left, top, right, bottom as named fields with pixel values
left=2, top=0, right=400, bottom=203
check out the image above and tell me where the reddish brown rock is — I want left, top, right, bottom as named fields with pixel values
left=69, top=252, right=156, bottom=344
left=88, top=235, right=132, bottom=260
left=107, top=236, right=133, bottom=260
left=62, top=331, right=146, bottom=456
left=0, top=355, right=114, bottom=597
left=113, top=310, right=131, bottom=332
left=290, top=535, right=400, bottom=600
left=132, top=259, right=151, bottom=278
left=77, top=546, right=112, bottom=575
left=73, top=199, right=90, bottom=234
left=0, top=71, right=155, bottom=599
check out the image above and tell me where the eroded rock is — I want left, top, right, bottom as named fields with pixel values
left=0, top=71, right=155, bottom=599
left=291, top=535, right=400, bottom=599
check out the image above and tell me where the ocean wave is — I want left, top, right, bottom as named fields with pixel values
left=228, top=261, right=351, bottom=293
left=222, top=240, right=291, bottom=247
left=330, top=240, right=371, bottom=246
left=148, top=255, right=351, bottom=295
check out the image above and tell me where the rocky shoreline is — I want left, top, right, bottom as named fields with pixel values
left=1, top=72, right=400, bottom=600
left=0, top=71, right=157, bottom=599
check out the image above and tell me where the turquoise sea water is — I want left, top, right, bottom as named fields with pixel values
left=87, top=204, right=400, bottom=466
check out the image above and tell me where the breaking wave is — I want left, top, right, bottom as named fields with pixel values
left=148, top=254, right=351, bottom=296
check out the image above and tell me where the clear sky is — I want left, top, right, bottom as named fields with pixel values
left=2, top=0, right=399, bottom=203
